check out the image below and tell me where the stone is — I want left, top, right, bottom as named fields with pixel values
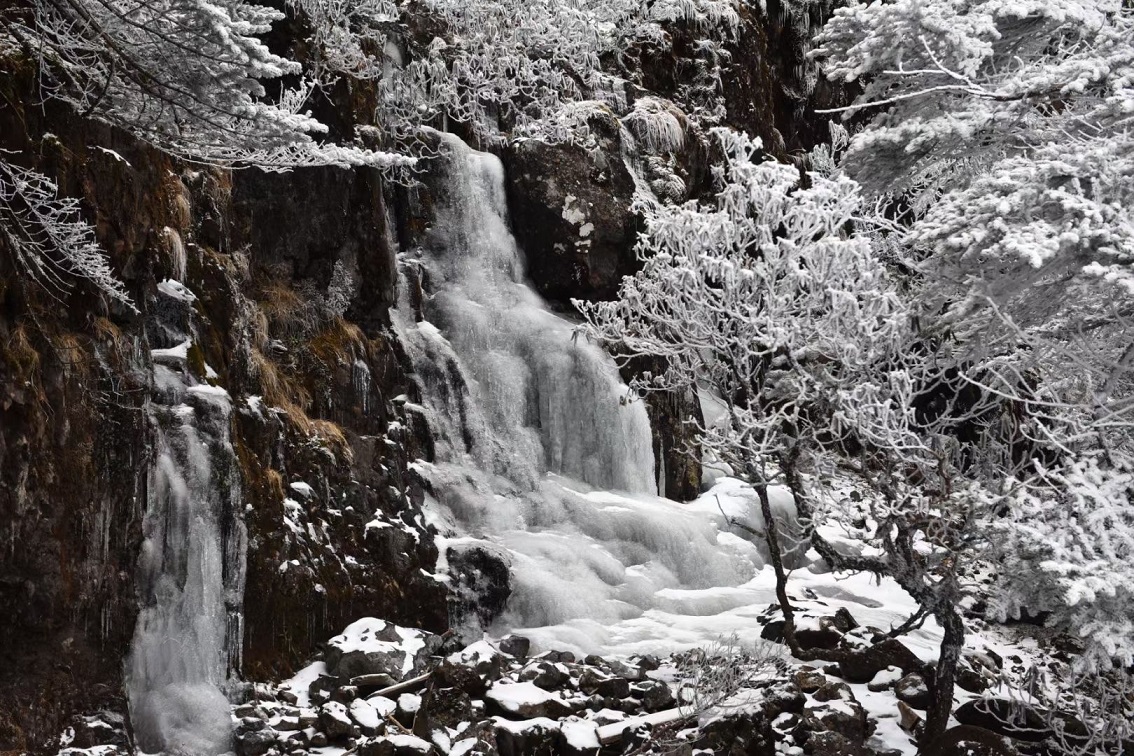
left=498, top=635, right=531, bottom=659
left=595, top=676, right=631, bottom=699
left=578, top=668, right=611, bottom=696
left=837, top=639, right=924, bottom=684
left=320, top=701, right=356, bottom=740
left=793, top=669, right=828, bottom=694
left=795, top=627, right=844, bottom=651
left=487, top=680, right=573, bottom=719
left=494, top=718, right=559, bottom=756
left=801, top=696, right=868, bottom=745
left=894, top=673, right=931, bottom=710
left=636, top=680, right=676, bottom=712
left=923, top=725, right=1020, bottom=756
left=434, top=658, right=490, bottom=696
left=447, top=543, right=512, bottom=635
left=519, top=661, right=569, bottom=691
left=235, top=727, right=278, bottom=756
left=503, top=107, right=639, bottom=305
left=324, top=618, right=441, bottom=682
left=761, top=620, right=787, bottom=644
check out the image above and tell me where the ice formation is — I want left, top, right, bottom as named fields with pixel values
left=126, top=362, right=246, bottom=754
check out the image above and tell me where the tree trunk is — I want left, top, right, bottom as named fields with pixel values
left=922, top=604, right=965, bottom=748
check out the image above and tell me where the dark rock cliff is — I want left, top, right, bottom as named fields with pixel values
left=0, top=60, right=445, bottom=751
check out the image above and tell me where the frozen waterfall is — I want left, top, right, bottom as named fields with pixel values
left=396, top=135, right=776, bottom=655
left=398, top=132, right=655, bottom=494
left=127, top=365, right=246, bottom=755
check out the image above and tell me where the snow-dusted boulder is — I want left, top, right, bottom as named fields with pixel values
left=324, top=618, right=441, bottom=681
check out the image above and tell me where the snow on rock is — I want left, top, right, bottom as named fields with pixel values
left=349, top=698, right=382, bottom=734
left=319, top=700, right=354, bottom=739
left=486, top=680, right=572, bottom=719
left=324, top=618, right=441, bottom=681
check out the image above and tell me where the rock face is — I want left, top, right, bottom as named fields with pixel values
left=504, top=106, right=640, bottom=305
left=0, top=54, right=446, bottom=752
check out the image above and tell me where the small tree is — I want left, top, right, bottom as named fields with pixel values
left=577, top=127, right=1134, bottom=746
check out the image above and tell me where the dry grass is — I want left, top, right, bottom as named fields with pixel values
left=264, top=467, right=286, bottom=503
left=252, top=347, right=311, bottom=414
left=2, top=323, right=41, bottom=379
left=257, top=278, right=317, bottom=340
left=309, top=316, right=366, bottom=365
left=251, top=347, right=352, bottom=463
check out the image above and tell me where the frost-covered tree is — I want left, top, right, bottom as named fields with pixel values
left=577, top=128, right=1021, bottom=741
left=814, top=0, right=1134, bottom=682
left=3, top=0, right=406, bottom=170
left=578, top=125, right=1134, bottom=746
left=377, top=0, right=741, bottom=144
left=813, top=0, right=1134, bottom=325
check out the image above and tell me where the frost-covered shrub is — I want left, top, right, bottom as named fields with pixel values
left=623, top=97, right=687, bottom=154
left=378, top=0, right=742, bottom=144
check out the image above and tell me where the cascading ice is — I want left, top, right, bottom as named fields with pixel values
left=127, top=364, right=246, bottom=755
left=398, top=132, right=655, bottom=493
left=395, top=134, right=777, bottom=654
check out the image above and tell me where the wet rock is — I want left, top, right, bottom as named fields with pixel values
left=350, top=698, right=385, bottom=736
left=503, top=106, right=638, bottom=305
left=523, top=661, right=570, bottom=691
left=837, top=639, right=924, bottom=684
left=761, top=620, right=787, bottom=644
left=793, top=669, right=828, bottom=694
left=434, top=658, right=491, bottom=696
left=235, top=726, right=279, bottom=756
left=578, top=668, right=612, bottom=695
left=319, top=700, right=356, bottom=740
left=801, top=689, right=867, bottom=745
left=636, top=680, right=675, bottom=712
left=487, top=680, right=572, bottom=719
left=498, top=635, right=531, bottom=659
left=494, top=718, right=559, bottom=756
left=956, top=662, right=991, bottom=694
left=448, top=544, right=513, bottom=637
left=795, top=627, right=843, bottom=651
left=805, top=731, right=867, bottom=756
left=596, top=676, right=631, bottom=699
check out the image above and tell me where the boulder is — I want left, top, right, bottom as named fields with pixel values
left=894, top=673, right=931, bottom=710
left=324, top=618, right=441, bottom=682
left=320, top=700, right=357, bottom=740
left=923, top=725, right=1020, bottom=756
left=837, top=639, right=923, bottom=684
left=487, top=681, right=573, bottom=719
